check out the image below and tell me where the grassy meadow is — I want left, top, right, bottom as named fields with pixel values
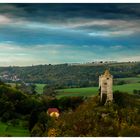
left=35, top=76, right=140, bottom=96
left=56, top=87, right=98, bottom=98
left=0, top=122, right=30, bottom=137
left=56, top=83, right=140, bottom=98
left=115, top=77, right=140, bottom=83
left=35, top=84, right=46, bottom=94
left=7, top=83, right=46, bottom=94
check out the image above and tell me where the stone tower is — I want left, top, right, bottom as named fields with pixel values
left=99, top=70, right=113, bottom=104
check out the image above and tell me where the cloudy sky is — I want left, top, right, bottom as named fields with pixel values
left=0, top=3, right=140, bottom=66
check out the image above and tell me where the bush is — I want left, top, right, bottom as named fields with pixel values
left=1, top=112, right=11, bottom=122
left=120, top=125, right=140, bottom=137
left=9, top=119, right=19, bottom=126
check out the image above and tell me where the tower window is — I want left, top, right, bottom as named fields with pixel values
left=104, top=83, right=107, bottom=85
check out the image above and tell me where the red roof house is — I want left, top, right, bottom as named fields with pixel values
left=47, top=108, right=59, bottom=117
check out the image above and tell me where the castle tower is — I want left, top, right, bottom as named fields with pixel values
left=99, top=70, right=113, bottom=104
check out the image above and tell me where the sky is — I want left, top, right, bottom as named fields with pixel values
left=0, top=3, right=140, bottom=66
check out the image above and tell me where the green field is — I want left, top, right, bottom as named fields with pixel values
left=56, top=83, right=140, bottom=98
left=6, top=77, right=140, bottom=96
left=115, top=77, right=140, bottom=83
left=113, top=83, right=140, bottom=93
left=0, top=122, right=30, bottom=137
left=56, top=87, right=98, bottom=98
left=35, top=84, right=46, bottom=94
left=7, top=83, right=46, bottom=94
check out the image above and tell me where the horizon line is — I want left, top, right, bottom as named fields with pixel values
left=0, top=60, right=140, bottom=67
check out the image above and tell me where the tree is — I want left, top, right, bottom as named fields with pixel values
left=43, top=85, right=56, bottom=97
left=31, top=122, right=44, bottom=137
left=0, top=80, right=5, bottom=85
left=16, top=82, right=32, bottom=94
left=116, top=80, right=127, bottom=85
left=38, top=111, right=49, bottom=132
left=29, top=109, right=40, bottom=131
left=30, top=84, right=37, bottom=94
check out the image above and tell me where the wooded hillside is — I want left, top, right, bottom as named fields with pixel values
left=0, top=62, right=140, bottom=88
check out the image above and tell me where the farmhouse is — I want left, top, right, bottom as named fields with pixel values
left=47, top=108, right=60, bottom=118
left=99, top=70, right=113, bottom=104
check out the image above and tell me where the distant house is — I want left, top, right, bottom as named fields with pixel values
left=47, top=108, right=60, bottom=118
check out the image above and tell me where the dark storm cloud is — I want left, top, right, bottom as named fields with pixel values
left=0, top=3, right=140, bottom=22
left=0, top=3, right=140, bottom=66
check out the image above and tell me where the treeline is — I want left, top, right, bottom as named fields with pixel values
left=0, top=62, right=140, bottom=88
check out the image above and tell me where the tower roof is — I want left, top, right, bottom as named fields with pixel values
left=104, top=70, right=111, bottom=76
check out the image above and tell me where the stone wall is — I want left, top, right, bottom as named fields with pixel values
left=99, top=70, right=113, bottom=104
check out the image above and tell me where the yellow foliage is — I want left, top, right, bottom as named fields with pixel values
left=48, top=128, right=59, bottom=137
